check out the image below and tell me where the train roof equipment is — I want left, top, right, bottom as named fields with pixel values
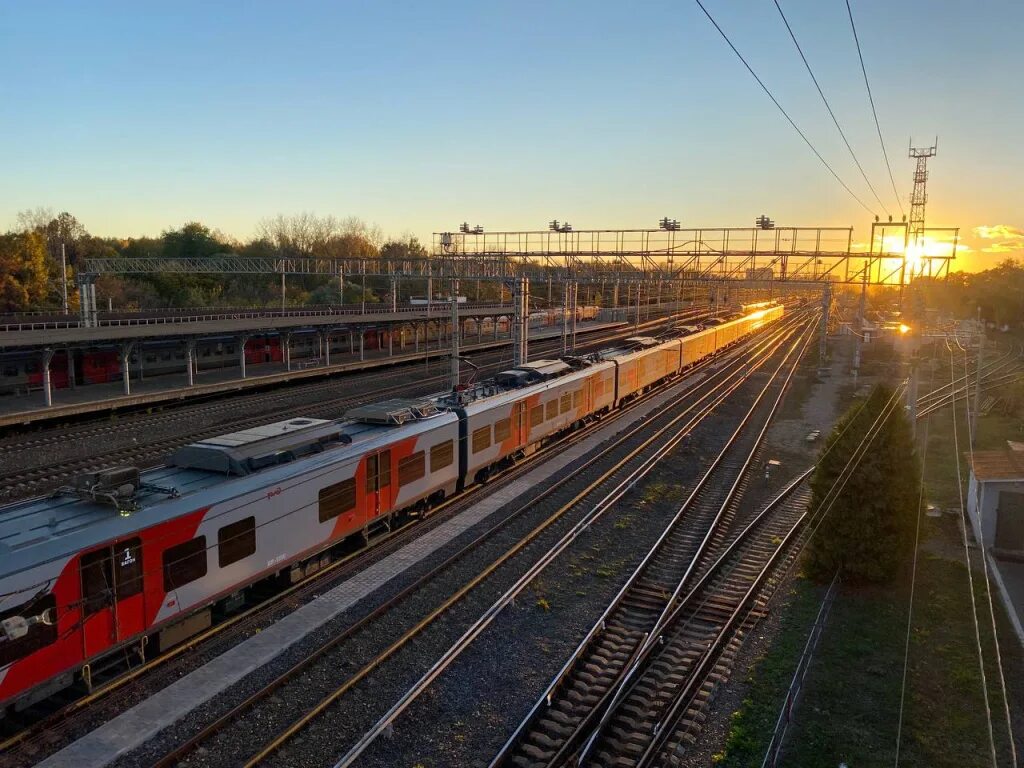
left=54, top=466, right=179, bottom=515
left=494, top=359, right=573, bottom=389
left=170, top=417, right=343, bottom=476
left=623, top=336, right=659, bottom=348
left=345, top=398, right=443, bottom=425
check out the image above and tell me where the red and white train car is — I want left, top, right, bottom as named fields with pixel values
left=0, top=304, right=784, bottom=715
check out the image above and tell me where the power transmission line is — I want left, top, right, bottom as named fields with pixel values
left=773, top=0, right=890, bottom=215
left=845, top=0, right=905, bottom=216
left=692, top=0, right=878, bottom=218
left=947, top=338, right=999, bottom=767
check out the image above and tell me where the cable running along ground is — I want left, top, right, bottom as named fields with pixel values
left=773, top=0, right=890, bottom=215
left=845, top=0, right=905, bottom=216
left=693, top=0, right=877, bottom=217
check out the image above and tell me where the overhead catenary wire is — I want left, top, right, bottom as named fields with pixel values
left=692, top=0, right=879, bottom=218
left=894, top=352, right=932, bottom=766
left=772, top=0, right=890, bottom=215
left=947, top=338, right=999, bottom=767
left=845, top=0, right=905, bottom=216
left=960, top=340, right=1019, bottom=766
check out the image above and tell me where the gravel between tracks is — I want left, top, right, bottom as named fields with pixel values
left=97, top=333, right=794, bottom=768
left=346, top=349, right=821, bottom=768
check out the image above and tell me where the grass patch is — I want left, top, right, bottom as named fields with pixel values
left=717, top=522, right=1021, bottom=767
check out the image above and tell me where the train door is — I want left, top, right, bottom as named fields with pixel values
left=511, top=401, right=527, bottom=448
left=79, top=537, right=145, bottom=659
left=365, top=449, right=393, bottom=520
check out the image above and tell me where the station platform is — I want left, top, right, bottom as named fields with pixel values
left=0, top=303, right=523, bottom=350
left=0, top=320, right=625, bottom=428
left=36, top=355, right=714, bottom=768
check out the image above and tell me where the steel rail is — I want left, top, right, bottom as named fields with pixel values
left=490, top=321, right=815, bottom=768
left=147, top=316, right=806, bottom=768
left=0, top=313, right=713, bottom=752
left=327, top=319, right=814, bottom=768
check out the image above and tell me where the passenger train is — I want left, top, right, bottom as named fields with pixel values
left=0, top=304, right=783, bottom=715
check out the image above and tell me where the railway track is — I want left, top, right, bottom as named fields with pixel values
left=128, top=315, right=814, bottom=768
left=491, top=320, right=815, bottom=768
left=581, top=476, right=814, bottom=768
left=0, top=312, right=701, bottom=501
left=0, top=310, right=775, bottom=766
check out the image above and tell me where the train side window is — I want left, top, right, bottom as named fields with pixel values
left=379, top=450, right=391, bottom=487
left=530, top=404, right=544, bottom=427
left=430, top=441, right=454, bottom=472
left=163, top=537, right=208, bottom=590
left=560, top=393, right=572, bottom=414
left=472, top=426, right=491, bottom=453
left=398, top=452, right=425, bottom=485
left=572, top=390, right=582, bottom=408
left=494, top=419, right=511, bottom=443
left=218, top=517, right=256, bottom=567
left=365, top=454, right=378, bottom=492
left=319, top=478, right=356, bottom=523
left=545, top=400, right=558, bottom=420
left=81, top=548, right=113, bottom=615
left=0, top=594, right=57, bottom=667
left=145, top=354, right=157, bottom=363
left=113, top=538, right=143, bottom=599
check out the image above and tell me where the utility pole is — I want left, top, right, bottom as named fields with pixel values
left=562, top=281, right=570, bottom=355
left=818, top=284, right=831, bottom=366
left=635, top=281, right=641, bottom=331
left=972, top=306, right=984, bottom=446
left=908, top=350, right=920, bottom=440
left=450, top=280, right=460, bottom=391
left=512, top=276, right=529, bottom=367
left=570, top=281, right=578, bottom=352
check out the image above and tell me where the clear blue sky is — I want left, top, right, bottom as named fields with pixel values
left=1, top=0, right=1020, bottom=269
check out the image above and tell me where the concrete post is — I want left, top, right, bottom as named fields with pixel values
left=120, top=342, right=134, bottom=396
left=388, top=328, right=393, bottom=356
left=240, top=336, right=248, bottom=379
left=186, top=339, right=196, bottom=386
left=349, top=331, right=354, bottom=355
left=415, top=324, right=420, bottom=353
left=324, top=331, right=332, bottom=366
left=360, top=330, right=365, bottom=361
left=818, top=285, right=831, bottom=365
left=67, top=348, right=76, bottom=390
left=41, top=348, right=55, bottom=407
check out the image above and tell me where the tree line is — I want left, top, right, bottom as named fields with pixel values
left=0, top=210, right=438, bottom=314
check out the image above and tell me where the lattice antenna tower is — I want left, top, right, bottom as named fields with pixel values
left=908, top=138, right=938, bottom=254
